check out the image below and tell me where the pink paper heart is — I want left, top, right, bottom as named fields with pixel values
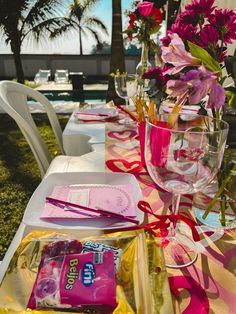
left=108, top=130, right=138, bottom=142
left=107, top=144, right=138, bottom=160
left=106, top=159, right=143, bottom=174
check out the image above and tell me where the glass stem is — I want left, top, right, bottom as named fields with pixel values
left=125, top=98, right=129, bottom=110
left=168, top=193, right=181, bottom=238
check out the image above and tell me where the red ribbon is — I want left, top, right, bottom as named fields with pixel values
left=116, top=105, right=138, bottom=121
left=138, top=200, right=200, bottom=242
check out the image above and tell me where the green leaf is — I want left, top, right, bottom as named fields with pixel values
left=224, top=55, right=236, bottom=79
left=188, top=41, right=222, bottom=74
left=226, top=90, right=236, bottom=110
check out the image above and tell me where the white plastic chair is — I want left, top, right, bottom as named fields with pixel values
left=0, top=81, right=65, bottom=153
left=34, top=69, right=51, bottom=84
left=0, top=81, right=104, bottom=178
left=54, top=69, right=69, bottom=84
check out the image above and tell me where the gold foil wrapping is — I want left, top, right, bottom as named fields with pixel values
left=0, top=230, right=173, bottom=314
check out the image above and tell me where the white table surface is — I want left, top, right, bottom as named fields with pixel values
left=62, top=105, right=106, bottom=156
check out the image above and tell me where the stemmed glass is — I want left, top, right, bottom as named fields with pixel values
left=145, top=113, right=229, bottom=268
left=114, top=74, right=138, bottom=124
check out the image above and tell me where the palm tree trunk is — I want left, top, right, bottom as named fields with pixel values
left=167, top=0, right=181, bottom=29
left=106, top=0, right=125, bottom=103
left=10, top=41, right=24, bottom=83
left=79, top=27, right=83, bottom=55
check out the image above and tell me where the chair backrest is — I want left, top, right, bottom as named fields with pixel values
left=0, top=81, right=65, bottom=177
left=54, top=70, right=69, bottom=83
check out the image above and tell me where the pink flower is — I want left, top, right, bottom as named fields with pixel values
left=137, top=1, right=154, bottom=17
left=209, top=9, right=236, bottom=44
left=161, top=33, right=201, bottom=75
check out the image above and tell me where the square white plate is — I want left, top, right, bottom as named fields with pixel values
left=23, top=172, right=144, bottom=230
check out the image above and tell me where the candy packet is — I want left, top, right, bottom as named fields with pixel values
left=27, top=238, right=117, bottom=312
left=0, top=230, right=173, bottom=314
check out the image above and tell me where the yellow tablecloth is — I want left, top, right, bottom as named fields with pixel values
left=105, top=121, right=236, bottom=314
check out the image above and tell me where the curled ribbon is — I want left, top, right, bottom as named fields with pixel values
left=138, top=200, right=200, bottom=242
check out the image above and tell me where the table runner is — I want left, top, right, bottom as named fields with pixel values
left=105, top=121, right=236, bottom=314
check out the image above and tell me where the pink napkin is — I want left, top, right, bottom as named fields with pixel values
left=41, top=184, right=136, bottom=219
left=75, top=108, right=118, bottom=121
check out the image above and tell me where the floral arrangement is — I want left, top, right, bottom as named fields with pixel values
left=124, top=1, right=165, bottom=50
left=143, top=0, right=236, bottom=226
left=144, top=0, right=236, bottom=112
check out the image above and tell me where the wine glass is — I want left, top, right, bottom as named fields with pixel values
left=114, top=74, right=138, bottom=124
left=145, top=113, right=229, bottom=268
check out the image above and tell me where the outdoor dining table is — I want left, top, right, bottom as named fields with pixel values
left=104, top=119, right=236, bottom=314
left=0, top=109, right=236, bottom=314
left=62, top=104, right=106, bottom=156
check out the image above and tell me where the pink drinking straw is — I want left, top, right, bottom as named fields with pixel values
left=137, top=121, right=146, bottom=167
left=46, top=196, right=139, bottom=225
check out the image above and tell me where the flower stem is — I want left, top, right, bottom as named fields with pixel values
left=219, top=194, right=226, bottom=226
left=202, top=163, right=236, bottom=219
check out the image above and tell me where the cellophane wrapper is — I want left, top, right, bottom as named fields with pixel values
left=0, top=229, right=173, bottom=314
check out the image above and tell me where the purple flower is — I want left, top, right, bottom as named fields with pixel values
left=209, top=9, right=236, bottom=44
left=207, top=83, right=225, bottom=109
left=161, top=33, right=201, bottom=75
left=166, top=66, right=225, bottom=108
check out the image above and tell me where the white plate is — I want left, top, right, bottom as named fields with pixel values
left=74, top=107, right=118, bottom=121
left=23, top=172, right=144, bottom=230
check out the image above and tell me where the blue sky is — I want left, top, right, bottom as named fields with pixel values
left=0, top=0, right=134, bottom=55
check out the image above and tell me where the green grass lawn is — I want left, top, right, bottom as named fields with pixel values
left=0, top=113, right=68, bottom=260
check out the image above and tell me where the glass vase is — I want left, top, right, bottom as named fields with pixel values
left=136, top=42, right=152, bottom=93
left=193, top=148, right=236, bottom=229
left=136, top=42, right=152, bottom=77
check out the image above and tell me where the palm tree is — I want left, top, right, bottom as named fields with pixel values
left=106, top=0, right=125, bottom=103
left=52, top=0, right=108, bottom=55
left=0, top=0, right=70, bottom=83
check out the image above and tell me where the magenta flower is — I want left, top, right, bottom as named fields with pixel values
left=209, top=9, right=236, bottom=44
left=176, top=10, right=199, bottom=26
left=161, top=33, right=201, bottom=75
left=166, top=66, right=225, bottom=108
left=185, top=0, right=215, bottom=18
left=143, top=66, right=170, bottom=89
left=197, top=24, right=219, bottom=48
left=161, top=31, right=172, bottom=47
left=137, top=1, right=154, bottom=17
left=171, top=21, right=197, bottom=43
